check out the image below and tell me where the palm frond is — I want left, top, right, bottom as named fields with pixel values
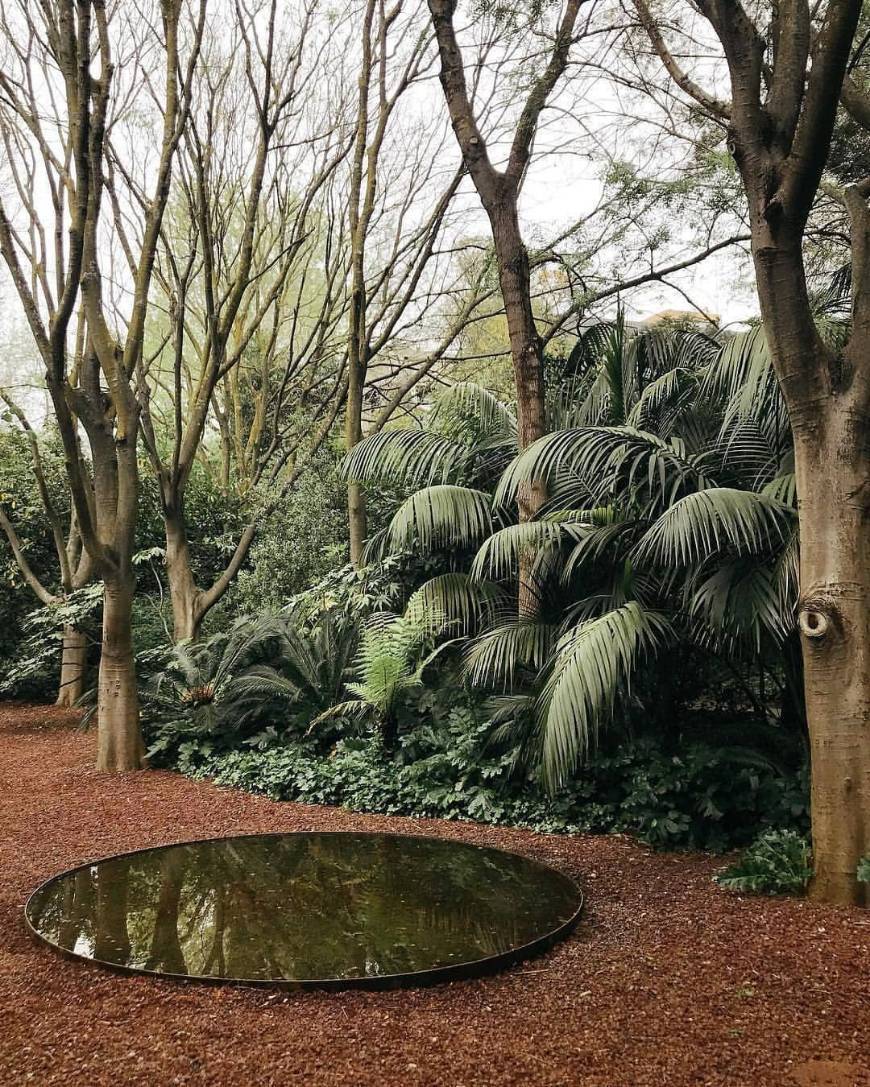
left=761, top=472, right=797, bottom=506
left=562, top=519, right=639, bottom=580
left=308, top=699, right=373, bottom=730
left=688, top=559, right=794, bottom=650
left=627, top=367, right=701, bottom=435
left=536, top=602, right=673, bottom=787
left=633, top=488, right=794, bottom=567
left=470, top=520, right=574, bottom=581
left=464, top=621, right=558, bottom=689
left=226, top=667, right=301, bottom=703
left=343, top=428, right=472, bottom=487
left=495, top=426, right=709, bottom=509
left=383, top=485, right=493, bottom=552
left=428, top=381, right=517, bottom=441
left=403, top=573, right=511, bottom=635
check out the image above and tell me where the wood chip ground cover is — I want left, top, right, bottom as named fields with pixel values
left=1, top=704, right=867, bottom=1086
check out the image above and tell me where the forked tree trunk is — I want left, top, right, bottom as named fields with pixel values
left=793, top=412, right=870, bottom=906
left=96, top=574, right=145, bottom=772
left=56, top=625, right=88, bottom=707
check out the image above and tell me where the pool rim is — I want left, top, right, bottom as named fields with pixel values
left=23, top=829, right=585, bottom=991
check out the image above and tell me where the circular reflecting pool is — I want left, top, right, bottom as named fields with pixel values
left=25, top=832, right=583, bottom=990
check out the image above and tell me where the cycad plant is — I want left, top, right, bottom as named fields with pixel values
left=345, top=319, right=804, bottom=787
left=144, top=614, right=303, bottom=749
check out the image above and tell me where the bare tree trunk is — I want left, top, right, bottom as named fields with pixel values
left=344, top=0, right=377, bottom=568
left=489, top=199, right=547, bottom=464
left=164, top=512, right=202, bottom=642
left=346, top=348, right=368, bottom=566
left=56, top=626, right=88, bottom=707
left=793, top=416, right=870, bottom=906
left=488, top=199, right=547, bottom=618
left=347, top=482, right=368, bottom=567
left=428, top=0, right=583, bottom=616
left=96, top=574, right=145, bottom=772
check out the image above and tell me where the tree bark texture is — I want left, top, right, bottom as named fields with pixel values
left=792, top=405, right=870, bottom=906
left=56, top=625, right=88, bottom=707
left=96, top=574, right=145, bottom=772
left=164, top=511, right=202, bottom=642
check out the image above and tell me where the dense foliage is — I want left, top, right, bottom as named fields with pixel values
left=3, top=326, right=817, bottom=862
left=347, top=322, right=807, bottom=789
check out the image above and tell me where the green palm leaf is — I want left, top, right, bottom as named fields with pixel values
left=428, top=381, right=517, bottom=441
left=403, top=573, right=510, bottom=634
left=470, top=520, right=575, bottom=581
left=343, top=428, right=472, bottom=487
left=688, top=560, right=793, bottom=650
left=495, top=426, right=709, bottom=509
left=536, top=602, right=673, bottom=787
left=464, top=621, right=558, bottom=688
left=383, top=485, right=493, bottom=552
left=761, top=472, right=797, bottom=506
left=633, top=488, right=794, bottom=567
left=627, top=367, right=701, bottom=434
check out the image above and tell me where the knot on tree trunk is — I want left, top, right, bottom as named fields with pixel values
left=762, top=195, right=783, bottom=223
left=798, top=595, right=841, bottom=643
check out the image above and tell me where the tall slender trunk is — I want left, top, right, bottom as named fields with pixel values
left=96, top=572, right=145, bottom=771
left=347, top=482, right=368, bottom=568
left=164, top=511, right=202, bottom=642
left=489, top=199, right=547, bottom=463
left=793, top=415, right=870, bottom=906
left=345, top=321, right=367, bottom=566
left=56, top=625, right=88, bottom=707
left=346, top=250, right=368, bottom=567
left=488, top=197, right=547, bottom=619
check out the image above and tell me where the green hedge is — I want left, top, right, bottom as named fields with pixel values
left=166, top=706, right=809, bottom=851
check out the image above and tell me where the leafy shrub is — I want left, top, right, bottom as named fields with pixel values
left=161, top=695, right=808, bottom=850
left=858, top=856, right=870, bottom=883
left=0, top=584, right=103, bottom=700
left=714, top=829, right=812, bottom=895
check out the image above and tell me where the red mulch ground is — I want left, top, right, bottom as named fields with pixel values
left=0, top=703, right=867, bottom=1087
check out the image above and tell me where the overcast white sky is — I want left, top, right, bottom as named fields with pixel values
left=0, top=1, right=760, bottom=421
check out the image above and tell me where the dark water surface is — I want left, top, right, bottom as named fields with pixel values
left=25, top=832, right=583, bottom=989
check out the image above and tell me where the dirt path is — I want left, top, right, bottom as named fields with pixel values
left=0, top=703, right=867, bottom=1087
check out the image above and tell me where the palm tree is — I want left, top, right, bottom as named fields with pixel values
left=344, top=321, right=804, bottom=786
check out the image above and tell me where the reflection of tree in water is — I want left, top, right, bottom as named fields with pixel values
left=27, top=834, right=578, bottom=981
left=143, top=852, right=188, bottom=974
left=94, top=862, right=132, bottom=965
left=58, top=867, right=95, bottom=951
